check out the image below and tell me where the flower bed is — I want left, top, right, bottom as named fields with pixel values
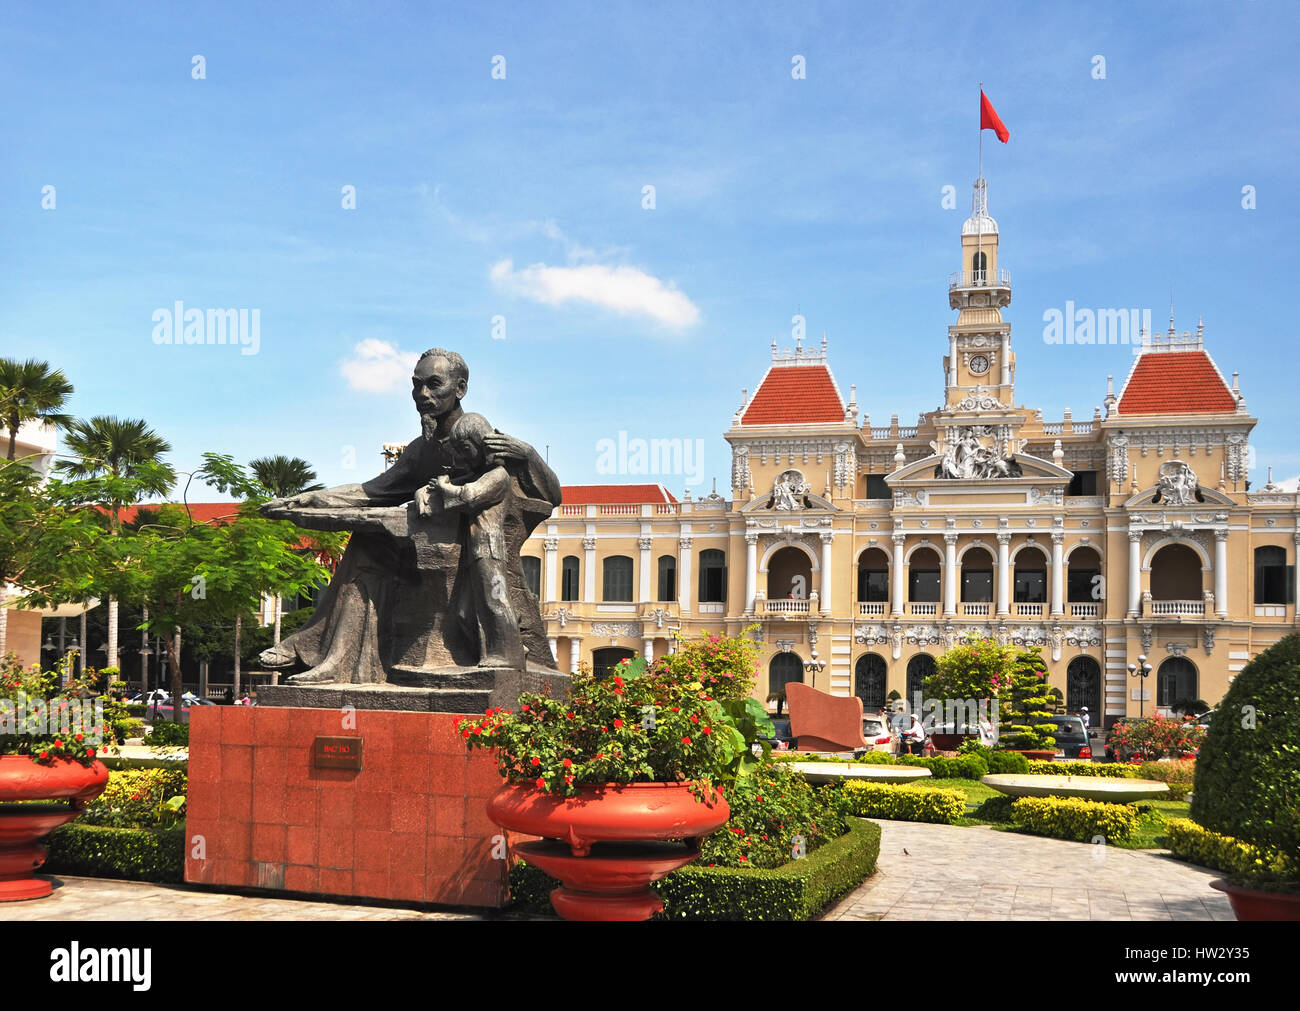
left=510, top=818, right=882, bottom=921
left=78, top=768, right=187, bottom=829
left=1009, top=796, right=1140, bottom=842
left=841, top=782, right=967, bottom=824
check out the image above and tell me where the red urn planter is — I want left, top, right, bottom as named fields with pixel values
left=1210, top=879, right=1300, bottom=921
left=929, top=733, right=975, bottom=751
left=487, top=781, right=730, bottom=921
left=0, top=756, right=110, bottom=901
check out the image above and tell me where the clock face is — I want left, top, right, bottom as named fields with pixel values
left=969, top=354, right=990, bottom=376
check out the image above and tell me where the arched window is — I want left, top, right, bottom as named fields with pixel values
left=768, top=546, right=812, bottom=601
left=657, top=555, right=676, bottom=602
left=521, top=556, right=541, bottom=599
left=1150, top=545, right=1202, bottom=600
left=768, top=652, right=804, bottom=696
left=857, top=548, right=889, bottom=603
left=972, top=250, right=988, bottom=281
left=592, top=647, right=635, bottom=681
left=699, top=549, right=727, bottom=603
left=1254, top=546, right=1293, bottom=605
left=1067, top=547, right=1102, bottom=603
left=909, top=548, right=941, bottom=603
left=1157, top=657, right=1198, bottom=708
left=602, top=556, right=633, bottom=602
left=906, top=654, right=935, bottom=705
left=961, top=548, right=994, bottom=602
left=561, top=556, right=580, bottom=602
left=1013, top=548, right=1047, bottom=603
left=855, top=653, right=887, bottom=711
left=1066, top=656, right=1101, bottom=715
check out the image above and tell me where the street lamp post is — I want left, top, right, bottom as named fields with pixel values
left=803, top=649, right=826, bottom=692
left=1127, top=654, right=1153, bottom=719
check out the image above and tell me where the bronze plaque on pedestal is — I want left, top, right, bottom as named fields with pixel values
left=313, top=736, right=363, bottom=770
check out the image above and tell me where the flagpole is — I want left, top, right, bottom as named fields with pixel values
left=977, top=83, right=984, bottom=283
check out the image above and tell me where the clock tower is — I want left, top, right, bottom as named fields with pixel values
left=944, top=176, right=1014, bottom=408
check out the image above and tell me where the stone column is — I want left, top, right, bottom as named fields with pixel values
left=582, top=536, right=597, bottom=603
left=891, top=534, right=905, bottom=616
left=1128, top=531, right=1143, bottom=618
left=547, top=636, right=558, bottom=663
left=543, top=535, right=558, bottom=604
left=745, top=533, right=759, bottom=614
left=643, top=637, right=654, bottom=663
left=820, top=532, right=834, bottom=616
left=568, top=637, right=582, bottom=675
left=1214, top=529, right=1229, bottom=619
left=948, top=335, right=958, bottom=388
left=678, top=536, right=693, bottom=614
left=996, top=533, right=1011, bottom=617
left=638, top=535, right=653, bottom=603
left=943, top=533, right=958, bottom=617
left=1000, top=333, right=1011, bottom=386
left=1051, top=532, right=1065, bottom=617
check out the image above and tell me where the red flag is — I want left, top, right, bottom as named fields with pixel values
left=980, top=89, right=1009, bottom=143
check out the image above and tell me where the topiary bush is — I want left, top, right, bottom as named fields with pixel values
left=997, top=649, right=1058, bottom=752
left=1010, top=796, right=1140, bottom=842
left=1025, top=760, right=1140, bottom=779
left=1190, top=634, right=1300, bottom=865
left=958, top=740, right=1030, bottom=774
left=842, top=782, right=966, bottom=823
left=896, top=753, right=988, bottom=780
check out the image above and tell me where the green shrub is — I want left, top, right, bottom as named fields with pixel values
left=999, top=650, right=1058, bottom=751
left=44, top=824, right=185, bottom=883
left=112, top=718, right=145, bottom=744
left=959, top=741, right=1030, bottom=774
left=855, top=750, right=896, bottom=765
left=700, top=761, right=848, bottom=869
left=1165, top=818, right=1297, bottom=885
left=1191, top=635, right=1300, bottom=861
left=975, top=795, right=1016, bottom=822
left=1025, top=760, right=1139, bottom=778
left=510, top=818, right=882, bottom=921
left=1010, top=796, right=1140, bottom=842
left=897, top=753, right=989, bottom=780
left=842, top=782, right=966, bottom=824
left=143, top=721, right=189, bottom=748
left=1136, top=760, right=1196, bottom=801
left=80, top=768, right=188, bottom=828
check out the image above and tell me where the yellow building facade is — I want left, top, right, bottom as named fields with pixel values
left=523, top=176, right=1300, bottom=726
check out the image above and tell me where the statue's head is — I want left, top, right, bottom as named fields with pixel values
left=412, top=348, right=469, bottom=420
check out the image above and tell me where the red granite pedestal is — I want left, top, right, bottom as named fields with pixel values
left=184, top=706, right=507, bottom=908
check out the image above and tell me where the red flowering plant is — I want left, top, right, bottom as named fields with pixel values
left=1107, top=713, right=1205, bottom=762
left=459, top=629, right=773, bottom=798
left=0, top=653, right=123, bottom=767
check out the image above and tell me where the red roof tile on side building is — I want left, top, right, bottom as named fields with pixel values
left=561, top=484, right=678, bottom=505
left=1118, top=351, right=1237, bottom=415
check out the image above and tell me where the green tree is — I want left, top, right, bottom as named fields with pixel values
left=248, top=454, right=324, bottom=643
left=0, top=357, right=74, bottom=461
left=926, top=635, right=1015, bottom=732
left=997, top=649, right=1058, bottom=752
left=55, top=416, right=175, bottom=670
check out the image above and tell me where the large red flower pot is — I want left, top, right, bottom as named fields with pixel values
left=0, top=757, right=110, bottom=901
left=487, top=781, right=729, bottom=921
left=1210, top=879, right=1300, bottom=921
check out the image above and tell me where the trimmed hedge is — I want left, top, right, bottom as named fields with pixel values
left=896, top=754, right=989, bottom=780
left=974, top=795, right=1016, bottom=823
left=842, top=782, right=967, bottom=824
left=44, top=824, right=186, bottom=884
left=509, top=818, right=882, bottom=921
left=1025, top=760, right=1139, bottom=778
left=1165, top=818, right=1296, bottom=885
left=1135, top=761, right=1195, bottom=801
left=1010, top=796, right=1140, bottom=842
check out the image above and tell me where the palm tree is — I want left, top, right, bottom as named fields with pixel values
left=249, top=455, right=324, bottom=499
left=249, top=455, right=324, bottom=645
left=0, top=358, right=75, bottom=461
left=56, top=416, right=175, bottom=668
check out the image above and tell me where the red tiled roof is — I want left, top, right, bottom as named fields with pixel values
left=741, top=365, right=844, bottom=425
left=561, top=484, right=677, bottom=505
left=1118, top=351, right=1237, bottom=415
left=112, top=502, right=242, bottom=525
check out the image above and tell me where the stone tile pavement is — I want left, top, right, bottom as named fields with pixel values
left=3, top=876, right=489, bottom=921
left=823, top=820, right=1235, bottom=921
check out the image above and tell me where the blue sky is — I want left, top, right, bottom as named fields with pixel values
left=3, top=0, right=1298, bottom=495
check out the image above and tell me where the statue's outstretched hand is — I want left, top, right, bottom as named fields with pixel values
left=415, top=482, right=438, bottom=517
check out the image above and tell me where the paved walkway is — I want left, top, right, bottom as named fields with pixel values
left=5, top=876, right=488, bottom=921
left=824, top=820, right=1235, bottom=921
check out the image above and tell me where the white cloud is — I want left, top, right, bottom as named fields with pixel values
left=339, top=338, right=418, bottom=393
left=490, top=259, right=700, bottom=330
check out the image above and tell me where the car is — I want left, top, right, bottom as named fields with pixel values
left=1048, top=715, right=1092, bottom=760
left=758, top=717, right=795, bottom=751
left=862, top=714, right=894, bottom=753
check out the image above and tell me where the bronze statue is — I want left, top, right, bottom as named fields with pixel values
left=259, top=348, right=562, bottom=693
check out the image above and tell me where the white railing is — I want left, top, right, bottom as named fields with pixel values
left=869, top=427, right=892, bottom=440
left=762, top=599, right=811, bottom=615
left=961, top=602, right=991, bottom=617
left=897, top=427, right=918, bottom=438
left=948, top=268, right=1011, bottom=290
left=560, top=504, right=584, bottom=516
left=598, top=504, right=638, bottom=515
left=653, top=503, right=675, bottom=514
left=907, top=602, right=938, bottom=616
left=858, top=602, right=887, bottom=616
left=1042, top=423, right=1064, bottom=435
left=1070, top=602, right=1100, bottom=618
left=1073, top=422, right=1094, bottom=434
left=1015, top=602, right=1045, bottom=617
left=1148, top=599, right=1206, bottom=617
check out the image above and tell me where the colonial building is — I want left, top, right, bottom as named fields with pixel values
left=522, top=174, right=1300, bottom=727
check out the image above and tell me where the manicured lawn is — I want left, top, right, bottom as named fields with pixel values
left=1113, top=799, right=1192, bottom=850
